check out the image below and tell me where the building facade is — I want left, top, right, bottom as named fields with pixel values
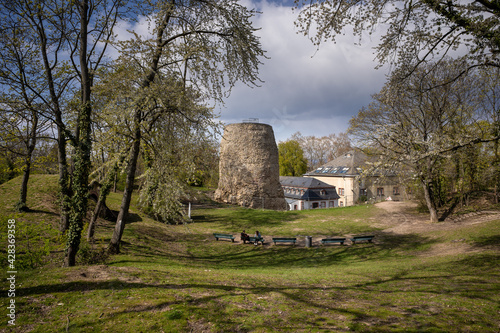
left=280, top=176, right=340, bottom=210
left=303, top=150, right=409, bottom=206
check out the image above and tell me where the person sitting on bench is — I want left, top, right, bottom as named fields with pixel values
left=241, top=230, right=250, bottom=243
left=254, top=230, right=261, bottom=245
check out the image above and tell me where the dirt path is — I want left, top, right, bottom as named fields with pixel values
left=375, top=201, right=500, bottom=234
left=375, top=201, right=500, bottom=257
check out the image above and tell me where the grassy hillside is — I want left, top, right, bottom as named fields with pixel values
left=1, top=175, right=499, bottom=332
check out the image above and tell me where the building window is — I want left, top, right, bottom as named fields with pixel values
left=377, top=187, right=384, bottom=196
left=329, top=201, right=334, bottom=208
left=293, top=204, right=298, bottom=210
left=320, top=189, right=326, bottom=195
left=320, top=202, right=326, bottom=208
left=338, top=188, right=345, bottom=196
left=339, top=201, right=344, bottom=207
left=312, top=202, right=319, bottom=209
left=360, top=188, right=367, bottom=196
left=393, top=187, right=400, bottom=195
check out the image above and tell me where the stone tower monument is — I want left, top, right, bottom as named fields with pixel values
left=214, top=122, right=287, bottom=210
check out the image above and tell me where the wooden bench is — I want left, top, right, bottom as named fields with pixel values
left=213, top=233, right=235, bottom=242
left=272, top=237, right=296, bottom=245
left=321, top=238, right=346, bottom=245
left=247, top=236, right=265, bottom=245
left=350, top=235, right=374, bottom=244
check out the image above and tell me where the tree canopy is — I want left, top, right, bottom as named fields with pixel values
left=295, top=0, right=500, bottom=72
left=290, top=132, right=352, bottom=170
left=98, top=0, right=266, bottom=253
left=278, top=140, right=308, bottom=176
left=349, top=59, right=500, bottom=221
left=0, top=0, right=265, bottom=264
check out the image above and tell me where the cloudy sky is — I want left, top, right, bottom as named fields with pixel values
left=220, top=0, right=390, bottom=142
left=113, top=0, right=390, bottom=142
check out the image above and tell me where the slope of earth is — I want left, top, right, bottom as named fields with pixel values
left=375, top=201, right=500, bottom=257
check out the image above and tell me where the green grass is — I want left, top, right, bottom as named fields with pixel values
left=189, top=204, right=382, bottom=235
left=1, top=175, right=499, bottom=332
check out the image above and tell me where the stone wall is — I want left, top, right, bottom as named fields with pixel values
left=214, top=123, right=287, bottom=210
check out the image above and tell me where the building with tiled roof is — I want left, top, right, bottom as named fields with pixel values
left=279, top=176, right=340, bottom=210
left=304, top=150, right=408, bottom=206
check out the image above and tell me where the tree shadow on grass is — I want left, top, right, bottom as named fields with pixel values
left=115, top=226, right=440, bottom=270
left=453, top=253, right=500, bottom=269
left=471, top=234, right=500, bottom=248
left=14, top=279, right=366, bottom=331
left=176, top=232, right=439, bottom=270
left=374, top=231, right=438, bottom=252
left=22, top=208, right=59, bottom=216
left=124, top=212, right=142, bottom=224
left=13, top=267, right=500, bottom=332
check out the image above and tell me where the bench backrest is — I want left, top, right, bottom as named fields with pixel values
left=213, top=233, right=233, bottom=237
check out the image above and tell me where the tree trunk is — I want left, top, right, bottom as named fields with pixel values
left=64, top=0, right=92, bottom=267
left=495, top=184, right=498, bottom=205
left=495, top=138, right=499, bottom=204
left=17, top=161, right=31, bottom=212
left=88, top=160, right=121, bottom=242
left=16, top=108, right=38, bottom=211
left=108, top=110, right=141, bottom=254
left=108, top=9, right=171, bottom=254
left=64, top=122, right=92, bottom=267
left=57, top=128, right=71, bottom=233
left=87, top=198, right=103, bottom=242
left=37, top=7, right=71, bottom=233
left=422, top=179, right=439, bottom=222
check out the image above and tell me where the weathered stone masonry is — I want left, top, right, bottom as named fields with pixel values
left=214, top=122, right=287, bottom=210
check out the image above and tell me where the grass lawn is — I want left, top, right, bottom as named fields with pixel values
left=0, top=175, right=499, bottom=332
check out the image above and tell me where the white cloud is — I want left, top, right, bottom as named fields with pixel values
left=221, top=0, right=389, bottom=141
left=108, top=16, right=154, bottom=59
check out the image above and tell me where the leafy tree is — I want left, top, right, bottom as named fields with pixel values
left=0, top=102, right=51, bottom=211
left=0, top=0, right=127, bottom=266
left=94, top=69, right=218, bottom=225
left=290, top=132, right=352, bottom=170
left=188, top=138, right=220, bottom=188
left=278, top=140, right=308, bottom=176
left=0, top=153, right=19, bottom=184
left=87, top=155, right=124, bottom=242
left=0, top=0, right=76, bottom=230
left=0, top=5, right=53, bottom=211
left=349, top=59, right=499, bottom=221
left=295, top=0, right=500, bottom=73
left=62, top=0, right=128, bottom=267
left=104, top=0, right=265, bottom=253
